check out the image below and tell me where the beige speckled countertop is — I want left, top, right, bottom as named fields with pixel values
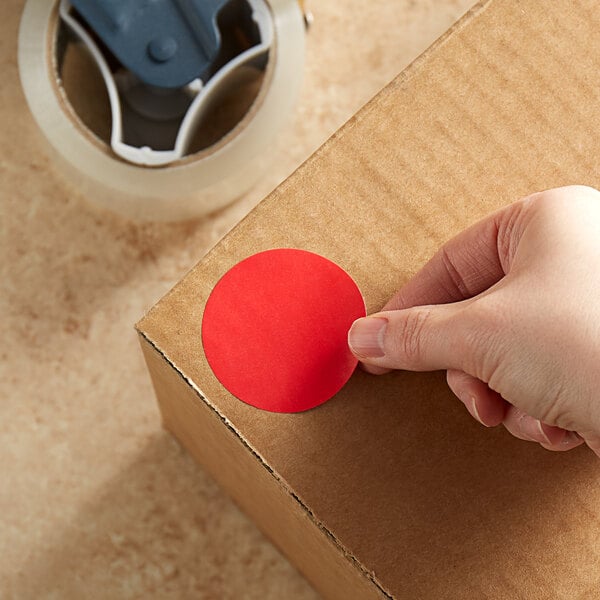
left=1, top=1, right=473, bottom=597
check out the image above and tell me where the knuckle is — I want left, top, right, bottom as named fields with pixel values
left=536, top=385, right=565, bottom=426
left=535, top=380, right=582, bottom=432
left=459, top=297, right=507, bottom=381
left=393, top=308, right=431, bottom=366
left=496, top=200, right=531, bottom=270
left=439, top=245, right=471, bottom=298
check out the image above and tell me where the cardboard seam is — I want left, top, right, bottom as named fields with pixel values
left=138, top=329, right=394, bottom=600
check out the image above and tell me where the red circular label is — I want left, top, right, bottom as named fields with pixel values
left=202, top=249, right=366, bottom=413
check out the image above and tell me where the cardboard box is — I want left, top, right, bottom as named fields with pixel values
left=137, top=0, right=600, bottom=597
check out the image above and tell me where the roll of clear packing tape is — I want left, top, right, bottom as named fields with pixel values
left=18, top=0, right=306, bottom=221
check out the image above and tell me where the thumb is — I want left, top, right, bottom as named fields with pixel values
left=348, top=303, right=472, bottom=372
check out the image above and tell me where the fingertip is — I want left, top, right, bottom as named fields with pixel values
left=539, top=423, right=567, bottom=445
left=503, top=407, right=549, bottom=443
left=359, top=363, right=391, bottom=375
left=539, top=429, right=584, bottom=452
left=562, top=430, right=585, bottom=450
left=347, top=316, right=387, bottom=360
left=503, top=408, right=585, bottom=451
left=474, top=394, right=507, bottom=427
left=464, top=395, right=485, bottom=426
left=446, top=370, right=506, bottom=427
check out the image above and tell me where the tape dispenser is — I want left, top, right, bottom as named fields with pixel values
left=18, top=0, right=309, bottom=220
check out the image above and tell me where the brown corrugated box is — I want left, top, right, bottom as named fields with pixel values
left=136, top=0, right=600, bottom=597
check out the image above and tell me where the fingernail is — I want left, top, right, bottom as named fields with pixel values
left=467, top=395, right=486, bottom=426
left=348, top=317, right=387, bottom=359
left=533, top=420, right=550, bottom=444
left=520, top=416, right=550, bottom=444
left=562, top=430, right=582, bottom=446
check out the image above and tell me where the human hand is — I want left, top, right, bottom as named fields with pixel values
left=348, top=186, right=600, bottom=456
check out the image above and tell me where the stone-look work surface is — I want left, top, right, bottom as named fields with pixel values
left=0, top=1, right=473, bottom=597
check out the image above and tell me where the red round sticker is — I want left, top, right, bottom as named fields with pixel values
left=202, top=249, right=366, bottom=413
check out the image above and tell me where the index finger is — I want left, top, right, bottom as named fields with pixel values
left=382, top=196, right=533, bottom=311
